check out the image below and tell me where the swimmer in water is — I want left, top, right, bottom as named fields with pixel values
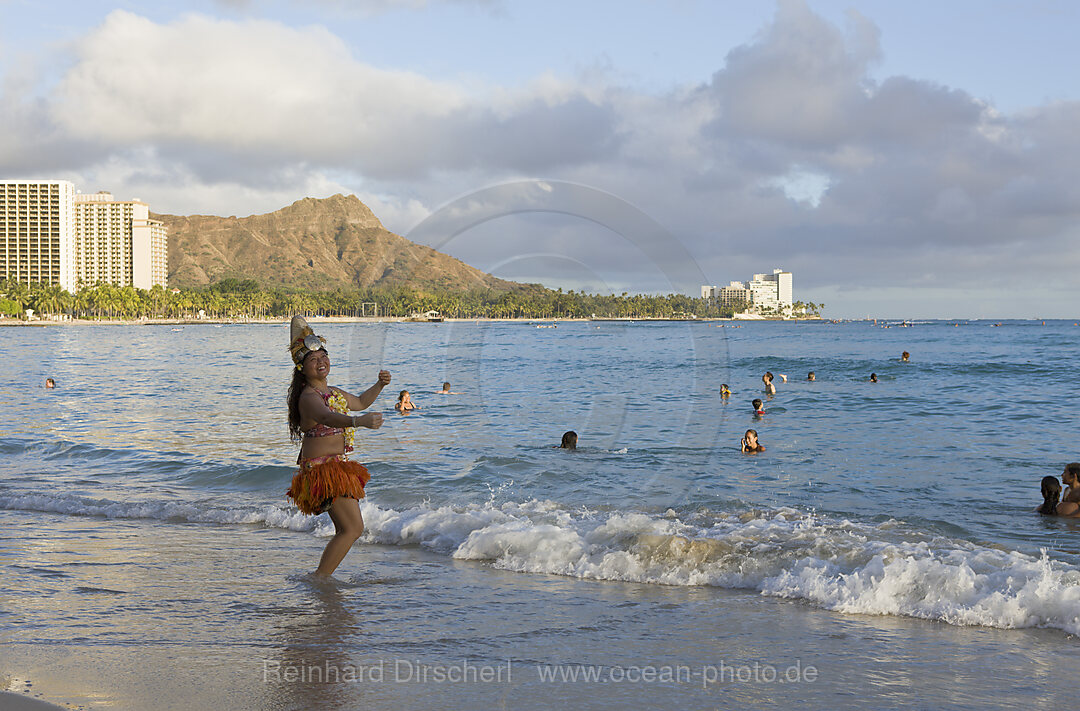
left=395, top=390, right=419, bottom=412
left=752, top=398, right=765, bottom=415
left=438, top=381, right=454, bottom=394
left=807, top=372, right=815, bottom=381
left=762, top=373, right=776, bottom=395
left=44, top=378, right=56, bottom=389
left=559, top=431, right=578, bottom=450
left=1061, top=463, right=1080, bottom=504
left=1037, top=476, right=1080, bottom=516
left=901, top=351, right=910, bottom=362
left=869, top=373, right=878, bottom=383
left=719, top=384, right=731, bottom=398
left=741, top=429, right=765, bottom=453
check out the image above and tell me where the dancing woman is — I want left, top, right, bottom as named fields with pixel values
left=286, top=316, right=391, bottom=576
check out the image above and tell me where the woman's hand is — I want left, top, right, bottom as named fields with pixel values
left=354, top=412, right=384, bottom=429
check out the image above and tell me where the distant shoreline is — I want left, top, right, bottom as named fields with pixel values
left=0, top=315, right=825, bottom=327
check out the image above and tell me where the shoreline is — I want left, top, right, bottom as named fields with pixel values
left=0, top=315, right=823, bottom=327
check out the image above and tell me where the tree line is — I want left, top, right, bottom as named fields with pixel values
left=0, top=276, right=821, bottom=321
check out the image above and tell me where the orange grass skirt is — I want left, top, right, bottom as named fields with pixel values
left=287, top=454, right=370, bottom=515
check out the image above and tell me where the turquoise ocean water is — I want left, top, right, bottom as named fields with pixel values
left=2, top=320, right=1080, bottom=709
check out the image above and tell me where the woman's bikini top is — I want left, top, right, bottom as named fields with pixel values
left=304, top=389, right=352, bottom=449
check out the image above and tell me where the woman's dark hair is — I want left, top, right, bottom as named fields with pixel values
left=287, top=366, right=307, bottom=444
left=286, top=349, right=323, bottom=444
left=1039, top=475, right=1062, bottom=515
left=561, top=431, right=577, bottom=449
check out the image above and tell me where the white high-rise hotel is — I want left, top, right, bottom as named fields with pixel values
left=702, top=268, right=793, bottom=313
left=1, top=180, right=167, bottom=291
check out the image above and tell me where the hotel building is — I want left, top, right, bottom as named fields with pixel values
left=702, top=268, right=793, bottom=313
left=0, top=180, right=77, bottom=291
left=0, top=181, right=167, bottom=291
left=73, top=192, right=168, bottom=290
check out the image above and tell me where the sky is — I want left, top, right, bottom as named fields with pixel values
left=2, top=0, right=1079, bottom=318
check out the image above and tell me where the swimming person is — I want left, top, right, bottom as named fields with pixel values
left=44, top=378, right=55, bottom=389
left=395, top=390, right=419, bottom=412
left=807, top=372, right=815, bottom=381
left=763, top=373, right=776, bottom=395
left=560, top=431, right=578, bottom=449
left=719, top=384, right=731, bottom=398
left=870, top=373, right=878, bottom=383
left=1062, top=463, right=1080, bottom=504
left=752, top=398, right=765, bottom=415
left=286, top=316, right=390, bottom=577
left=741, top=429, right=765, bottom=453
left=439, top=382, right=453, bottom=394
left=901, top=351, right=910, bottom=362
left=1037, top=476, right=1080, bottom=516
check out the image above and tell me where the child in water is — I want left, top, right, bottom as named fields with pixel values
left=762, top=373, right=776, bottom=395
left=807, top=372, right=815, bottom=381
left=869, top=373, right=878, bottom=383
left=741, top=429, right=765, bottom=453
left=1038, top=476, right=1079, bottom=516
left=395, top=390, right=419, bottom=412
left=752, top=398, right=765, bottom=415
left=901, top=351, right=910, bottom=362
left=719, top=384, right=731, bottom=398
left=559, top=431, right=577, bottom=450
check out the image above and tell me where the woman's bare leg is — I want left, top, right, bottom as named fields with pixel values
left=315, top=497, right=365, bottom=576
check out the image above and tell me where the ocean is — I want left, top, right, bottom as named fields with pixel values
left=3, top=319, right=1080, bottom=710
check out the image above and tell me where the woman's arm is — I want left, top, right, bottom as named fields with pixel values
left=299, top=389, right=356, bottom=429
left=337, top=370, right=392, bottom=411
left=1057, top=501, right=1080, bottom=516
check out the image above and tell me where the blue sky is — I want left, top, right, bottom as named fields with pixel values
left=2, top=0, right=1079, bottom=317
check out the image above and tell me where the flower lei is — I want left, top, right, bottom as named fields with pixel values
left=325, top=390, right=355, bottom=450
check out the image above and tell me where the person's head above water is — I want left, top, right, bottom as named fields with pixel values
left=1039, top=475, right=1063, bottom=515
left=869, top=373, right=878, bottom=383
left=901, top=351, right=910, bottom=362
left=398, top=390, right=410, bottom=401
left=742, top=429, right=764, bottom=452
left=560, top=431, right=578, bottom=449
left=1063, top=463, right=1080, bottom=488
left=807, top=372, right=815, bottom=381
left=720, top=384, right=731, bottom=395
left=441, top=382, right=451, bottom=393
left=752, top=398, right=764, bottom=413
left=44, top=378, right=55, bottom=389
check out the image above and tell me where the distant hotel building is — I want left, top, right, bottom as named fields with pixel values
left=702, top=268, right=793, bottom=313
left=0, top=180, right=167, bottom=291
left=74, top=192, right=167, bottom=290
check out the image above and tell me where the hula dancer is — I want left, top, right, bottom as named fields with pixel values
left=286, top=316, right=391, bottom=576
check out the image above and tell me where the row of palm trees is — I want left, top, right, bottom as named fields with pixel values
left=1, top=277, right=816, bottom=321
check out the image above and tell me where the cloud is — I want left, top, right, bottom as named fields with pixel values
left=47, top=10, right=617, bottom=182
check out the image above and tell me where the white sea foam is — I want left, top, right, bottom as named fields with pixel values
left=6, top=491, right=1080, bottom=634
